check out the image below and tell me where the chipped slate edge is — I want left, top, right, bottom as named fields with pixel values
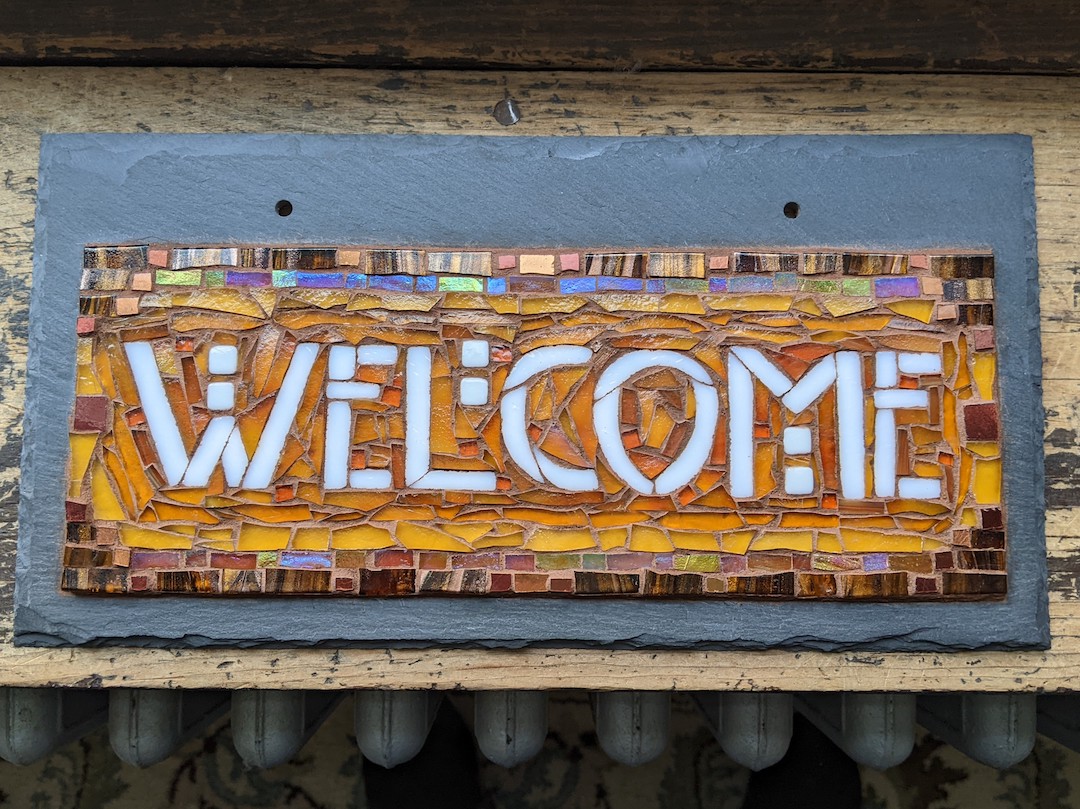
left=16, top=133, right=1046, bottom=650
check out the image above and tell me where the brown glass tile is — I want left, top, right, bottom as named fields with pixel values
left=730, top=573, right=795, bottom=597
left=838, top=572, right=908, bottom=599
left=957, top=304, right=994, bottom=325
left=887, top=554, right=934, bottom=574
left=956, top=549, right=1006, bottom=571
left=972, top=529, right=1006, bottom=549
left=461, top=569, right=487, bottom=593
left=365, top=250, right=423, bottom=275
left=222, top=569, right=262, bottom=593
left=964, top=403, right=999, bottom=440
left=734, top=253, right=799, bottom=274
left=941, top=572, right=1007, bottom=596
left=66, top=523, right=92, bottom=543
left=803, top=254, right=841, bottom=275
left=72, top=396, right=110, bottom=432
left=420, top=570, right=453, bottom=592
left=265, top=569, right=331, bottom=594
left=359, top=569, right=415, bottom=596
left=574, top=572, right=640, bottom=595
left=643, top=571, right=703, bottom=596
left=157, top=571, right=219, bottom=593
left=63, top=546, right=113, bottom=567
left=797, top=573, right=837, bottom=597
left=584, top=253, right=644, bottom=277
left=930, top=255, right=994, bottom=279
left=842, top=254, right=908, bottom=275
left=83, top=245, right=148, bottom=270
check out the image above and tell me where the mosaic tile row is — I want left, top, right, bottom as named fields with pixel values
left=65, top=246, right=1005, bottom=600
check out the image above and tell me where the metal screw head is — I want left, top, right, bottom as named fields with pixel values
left=493, top=98, right=522, bottom=126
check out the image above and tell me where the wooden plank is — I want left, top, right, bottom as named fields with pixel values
left=0, top=66, right=1077, bottom=690
left=1, top=1, right=1079, bottom=74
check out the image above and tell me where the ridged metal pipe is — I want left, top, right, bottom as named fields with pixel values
left=232, top=691, right=341, bottom=769
left=797, top=693, right=916, bottom=770
left=109, top=689, right=229, bottom=768
left=355, top=691, right=442, bottom=769
left=592, top=691, right=670, bottom=766
left=0, top=687, right=107, bottom=766
left=919, top=693, right=1036, bottom=769
left=474, top=690, right=548, bottom=767
left=695, top=692, right=792, bottom=771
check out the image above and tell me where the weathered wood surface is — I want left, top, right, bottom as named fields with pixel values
left=0, top=67, right=1078, bottom=690
left=2, top=2, right=1080, bottom=75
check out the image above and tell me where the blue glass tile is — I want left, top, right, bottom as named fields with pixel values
left=560, top=277, right=597, bottom=293
left=415, top=275, right=438, bottom=291
left=298, top=272, right=345, bottom=288
left=708, top=277, right=728, bottom=293
left=369, top=275, right=414, bottom=291
left=597, top=277, right=642, bottom=291
left=486, top=277, right=507, bottom=294
left=730, top=276, right=774, bottom=293
left=774, top=272, right=799, bottom=291
left=645, top=279, right=664, bottom=293
left=345, top=273, right=367, bottom=289
left=279, top=551, right=333, bottom=570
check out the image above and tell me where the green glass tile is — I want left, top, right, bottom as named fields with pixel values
left=204, top=270, right=225, bottom=287
left=799, top=278, right=839, bottom=293
left=438, top=276, right=484, bottom=292
left=535, top=553, right=582, bottom=571
left=154, top=269, right=201, bottom=286
left=272, top=270, right=298, bottom=287
left=257, top=551, right=279, bottom=568
left=582, top=554, right=607, bottom=570
left=673, top=554, right=721, bottom=573
left=842, top=278, right=872, bottom=296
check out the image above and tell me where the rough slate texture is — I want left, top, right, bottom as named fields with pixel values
left=16, top=133, right=1046, bottom=649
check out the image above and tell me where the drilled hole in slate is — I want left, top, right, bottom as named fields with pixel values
left=783, top=201, right=800, bottom=219
left=275, top=200, right=293, bottom=217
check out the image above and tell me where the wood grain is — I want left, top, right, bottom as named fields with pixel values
left=1, top=1, right=1079, bottom=75
left=0, top=67, right=1078, bottom=690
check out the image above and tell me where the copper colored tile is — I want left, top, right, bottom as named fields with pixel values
left=643, top=571, right=703, bottom=596
left=797, top=573, right=837, bottom=597
left=75, top=315, right=96, bottom=335
left=838, top=572, right=907, bottom=599
left=514, top=573, right=548, bottom=592
left=574, top=572, right=640, bottom=595
left=964, top=403, right=999, bottom=440
left=730, top=573, right=795, bottom=597
left=72, top=396, right=109, bottom=432
left=941, top=571, right=1006, bottom=596
left=359, top=569, right=414, bottom=596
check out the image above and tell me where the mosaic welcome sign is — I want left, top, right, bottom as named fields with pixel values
left=17, top=135, right=1047, bottom=648
left=67, top=245, right=1006, bottom=601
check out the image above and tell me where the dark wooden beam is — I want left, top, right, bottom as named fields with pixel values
left=2, top=1, right=1078, bottom=74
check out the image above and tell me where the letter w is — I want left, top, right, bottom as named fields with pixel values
left=124, top=341, right=318, bottom=488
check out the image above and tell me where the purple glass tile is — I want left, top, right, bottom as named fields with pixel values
left=345, top=273, right=368, bottom=289
left=645, top=279, right=664, bottom=293
left=774, top=272, right=799, bottom=291
left=608, top=552, right=655, bottom=570
left=415, top=275, right=438, bottom=291
left=654, top=554, right=674, bottom=570
left=708, top=277, right=729, bottom=293
left=298, top=272, right=345, bottom=288
left=730, top=276, right=774, bottom=293
left=874, top=276, right=921, bottom=298
left=560, top=278, right=597, bottom=293
left=225, top=271, right=271, bottom=287
left=597, top=277, right=643, bottom=291
left=279, top=551, right=333, bottom=569
left=369, top=275, right=413, bottom=291
left=864, top=553, right=889, bottom=571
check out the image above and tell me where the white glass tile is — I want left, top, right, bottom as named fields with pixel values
left=327, top=381, right=381, bottom=400
left=727, top=354, right=755, bottom=498
left=404, top=346, right=433, bottom=486
left=328, top=345, right=356, bottom=381
left=897, top=352, right=943, bottom=375
left=875, top=351, right=898, bottom=387
left=873, top=408, right=897, bottom=498
left=181, top=416, right=236, bottom=487
left=835, top=352, right=867, bottom=499
left=898, top=476, right=942, bottom=499
left=357, top=344, right=399, bottom=366
left=781, top=356, right=836, bottom=413
left=208, top=344, right=238, bottom=375
left=206, top=382, right=235, bottom=411
left=459, top=377, right=489, bottom=406
left=461, top=339, right=490, bottom=368
left=784, top=466, right=815, bottom=495
left=242, top=343, right=320, bottom=488
left=500, top=387, right=542, bottom=479
left=654, top=379, right=718, bottom=495
left=594, top=389, right=653, bottom=493
left=323, top=400, right=351, bottom=489
left=731, top=346, right=792, bottom=397
left=124, top=341, right=189, bottom=485
left=350, top=469, right=392, bottom=489
left=783, top=426, right=812, bottom=455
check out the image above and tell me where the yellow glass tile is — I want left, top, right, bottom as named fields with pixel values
left=658, top=295, right=707, bottom=315
left=373, top=505, right=435, bottom=521
left=598, top=528, right=628, bottom=550
left=473, top=531, right=525, bottom=549
left=820, top=299, right=878, bottom=318
left=397, top=523, right=473, bottom=551
left=67, top=434, right=97, bottom=498
left=943, top=390, right=959, bottom=453
left=839, top=516, right=896, bottom=529
left=707, top=294, right=793, bottom=312
left=894, top=518, right=937, bottom=531
left=973, top=353, right=996, bottom=399
left=505, top=508, right=588, bottom=527
left=658, top=512, right=743, bottom=531
left=719, top=530, right=756, bottom=554
left=911, top=427, right=943, bottom=445
left=974, top=458, right=1002, bottom=504
left=233, top=504, right=311, bottom=523
left=617, top=314, right=707, bottom=334
left=237, top=523, right=292, bottom=550
left=628, top=525, right=673, bottom=552
left=112, top=416, right=155, bottom=510
left=520, top=296, right=587, bottom=315
left=816, top=532, right=842, bottom=553
left=958, top=449, right=973, bottom=503
left=198, top=540, right=234, bottom=551
left=839, top=529, right=924, bottom=552
left=330, top=524, right=394, bottom=550
left=198, top=528, right=234, bottom=542
left=913, top=462, right=941, bottom=478
left=591, top=512, right=650, bottom=528
left=750, top=531, right=813, bottom=552
left=792, top=298, right=823, bottom=316
left=594, top=293, right=660, bottom=313
left=292, top=527, right=331, bottom=550
left=966, top=441, right=999, bottom=458
left=526, top=527, right=596, bottom=552
left=669, top=530, right=721, bottom=551
left=182, top=289, right=265, bottom=318
left=76, top=358, right=104, bottom=394
left=955, top=334, right=971, bottom=391
left=323, top=492, right=397, bottom=510
left=120, top=525, right=194, bottom=550
left=779, top=513, right=839, bottom=529
left=442, top=523, right=494, bottom=542
left=161, top=488, right=209, bottom=505
left=885, top=499, right=950, bottom=516
left=90, top=459, right=126, bottom=521
left=920, top=538, right=948, bottom=551
left=150, top=501, right=220, bottom=524
left=236, top=488, right=275, bottom=504
left=743, top=514, right=776, bottom=526
left=811, top=330, right=857, bottom=343
left=754, top=444, right=776, bottom=498
left=885, top=300, right=935, bottom=323
left=204, top=496, right=241, bottom=507
left=961, top=508, right=979, bottom=527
